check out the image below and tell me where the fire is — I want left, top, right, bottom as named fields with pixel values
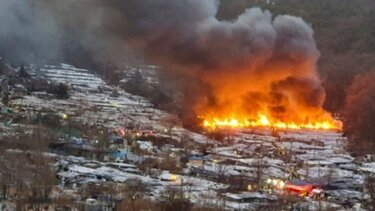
left=201, top=112, right=342, bottom=131
left=193, top=65, right=343, bottom=131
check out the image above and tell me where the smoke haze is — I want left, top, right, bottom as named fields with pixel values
left=0, top=0, right=328, bottom=123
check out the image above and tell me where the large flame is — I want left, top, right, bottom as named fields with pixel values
left=196, top=68, right=343, bottom=131
left=201, top=111, right=342, bottom=131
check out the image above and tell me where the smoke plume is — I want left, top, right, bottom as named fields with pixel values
left=0, top=0, right=328, bottom=123
left=119, top=0, right=325, bottom=122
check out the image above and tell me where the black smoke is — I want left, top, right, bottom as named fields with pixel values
left=0, top=0, right=327, bottom=121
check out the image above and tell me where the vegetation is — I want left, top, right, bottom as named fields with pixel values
left=343, top=71, right=375, bottom=154
left=0, top=128, right=58, bottom=209
left=48, top=83, right=69, bottom=99
left=364, top=176, right=375, bottom=210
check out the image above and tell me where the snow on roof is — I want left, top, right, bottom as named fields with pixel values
left=180, top=175, right=228, bottom=190
left=137, top=141, right=153, bottom=151
left=179, top=130, right=217, bottom=144
left=238, top=158, right=284, bottom=167
left=325, top=189, right=363, bottom=200
left=63, top=162, right=156, bottom=184
left=299, top=200, right=343, bottom=210
left=225, top=191, right=274, bottom=200
left=360, top=162, right=375, bottom=174
left=106, top=162, right=137, bottom=169
left=68, top=165, right=96, bottom=174
left=264, top=166, right=285, bottom=178
left=159, top=171, right=180, bottom=181
left=57, top=171, right=80, bottom=179
left=304, top=155, right=353, bottom=166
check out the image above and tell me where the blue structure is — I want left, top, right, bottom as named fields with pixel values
left=110, top=150, right=128, bottom=160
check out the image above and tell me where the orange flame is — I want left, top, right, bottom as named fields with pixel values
left=201, top=112, right=342, bottom=131
left=193, top=58, right=343, bottom=131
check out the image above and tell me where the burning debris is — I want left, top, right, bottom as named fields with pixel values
left=201, top=112, right=342, bottom=131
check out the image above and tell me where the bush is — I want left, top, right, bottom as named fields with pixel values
left=48, top=83, right=69, bottom=99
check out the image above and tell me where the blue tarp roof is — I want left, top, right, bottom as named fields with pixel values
left=188, top=155, right=209, bottom=161
left=110, top=150, right=127, bottom=159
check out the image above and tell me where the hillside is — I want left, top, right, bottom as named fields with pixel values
left=0, top=64, right=373, bottom=210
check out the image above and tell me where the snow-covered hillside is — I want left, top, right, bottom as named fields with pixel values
left=1, top=63, right=373, bottom=210
left=11, top=64, right=168, bottom=129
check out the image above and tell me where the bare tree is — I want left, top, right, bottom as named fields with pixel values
left=216, top=164, right=229, bottom=183
left=117, top=178, right=151, bottom=211
left=364, top=176, right=375, bottom=210
left=193, top=193, right=226, bottom=211
left=158, top=153, right=182, bottom=173
left=252, top=158, right=268, bottom=189
left=27, top=153, right=56, bottom=201
left=159, top=186, right=192, bottom=211
left=0, top=151, right=14, bottom=199
left=0, top=128, right=58, bottom=209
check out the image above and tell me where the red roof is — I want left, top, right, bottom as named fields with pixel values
left=285, top=183, right=313, bottom=193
